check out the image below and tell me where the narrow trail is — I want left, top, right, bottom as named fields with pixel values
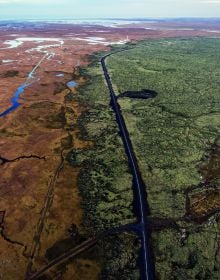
left=26, top=53, right=49, bottom=82
left=101, top=49, right=155, bottom=280
left=25, top=151, right=65, bottom=278
left=28, top=237, right=98, bottom=280
left=26, top=223, right=138, bottom=280
left=0, top=52, right=51, bottom=117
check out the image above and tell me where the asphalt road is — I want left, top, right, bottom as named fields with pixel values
left=101, top=51, right=155, bottom=280
left=27, top=48, right=155, bottom=280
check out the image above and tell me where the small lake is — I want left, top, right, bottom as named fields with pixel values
left=67, top=81, right=78, bottom=87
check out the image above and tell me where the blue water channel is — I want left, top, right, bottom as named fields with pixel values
left=0, top=83, right=28, bottom=117
left=0, top=79, right=78, bottom=117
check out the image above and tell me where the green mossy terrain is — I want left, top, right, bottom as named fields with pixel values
left=97, top=233, right=141, bottom=280
left=106, top=38, right=220, bottom=279
left=67, top=59, right=140, bottom=278
left=70, top=66, right=135, bottom=231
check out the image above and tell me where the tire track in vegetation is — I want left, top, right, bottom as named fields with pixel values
left=25, top=151, right=65, bottom=278
left=27, top=223, right=138, bottom=280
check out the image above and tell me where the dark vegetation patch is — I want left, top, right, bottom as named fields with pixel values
left=200, top=140, right=220, bottom=184
left=149, top=217, right=179, bottom=232
left=0, top=211, right=5, bottom=225
left=29, top=102, right=67, bottom=129
left=45, top=106, right=67, bottom=129
left=98, top=233, right=140, bottom=280
left=45, top=226, right=82, bottom=262
left=118, top=89, right=158, bottom=99
left=53, top=82, right=67, bottom=95
left=1, top=70, right=19, bottom=78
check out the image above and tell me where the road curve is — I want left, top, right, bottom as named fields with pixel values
left=101, top=51, right=155, bottom=280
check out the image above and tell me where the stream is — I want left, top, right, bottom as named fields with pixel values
left=0, top=83, right=28, bottom=117
left=0, top=53, right=47, bottom=117
left=0, top=52, right=78, bottom=117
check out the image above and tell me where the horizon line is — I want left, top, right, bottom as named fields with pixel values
left=0, top=16, right=220, bottom=21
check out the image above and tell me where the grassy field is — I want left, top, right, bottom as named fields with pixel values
left=106, top=38, right=220, bottom=279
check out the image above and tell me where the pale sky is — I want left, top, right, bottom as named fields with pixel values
left=0, top=0, right=219, bottom=20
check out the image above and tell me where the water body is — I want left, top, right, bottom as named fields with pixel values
left=0, top=83, right=28, bottom=117
left=0, top=53, right=48, bottom=117
left=118, top=89, right=158, bottom=99
left=67, top=81, right=78, bottom=87
left=0, top=79, right=77, bottom=118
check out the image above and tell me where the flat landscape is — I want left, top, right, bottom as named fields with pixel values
left=0, top=19, right=220, bottom=279
left=106, top=38, right=220, bottom=279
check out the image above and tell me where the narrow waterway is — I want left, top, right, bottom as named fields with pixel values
left=0, top=83, right=28, bottom=117
left=0, top=53, right=48, bottom=117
